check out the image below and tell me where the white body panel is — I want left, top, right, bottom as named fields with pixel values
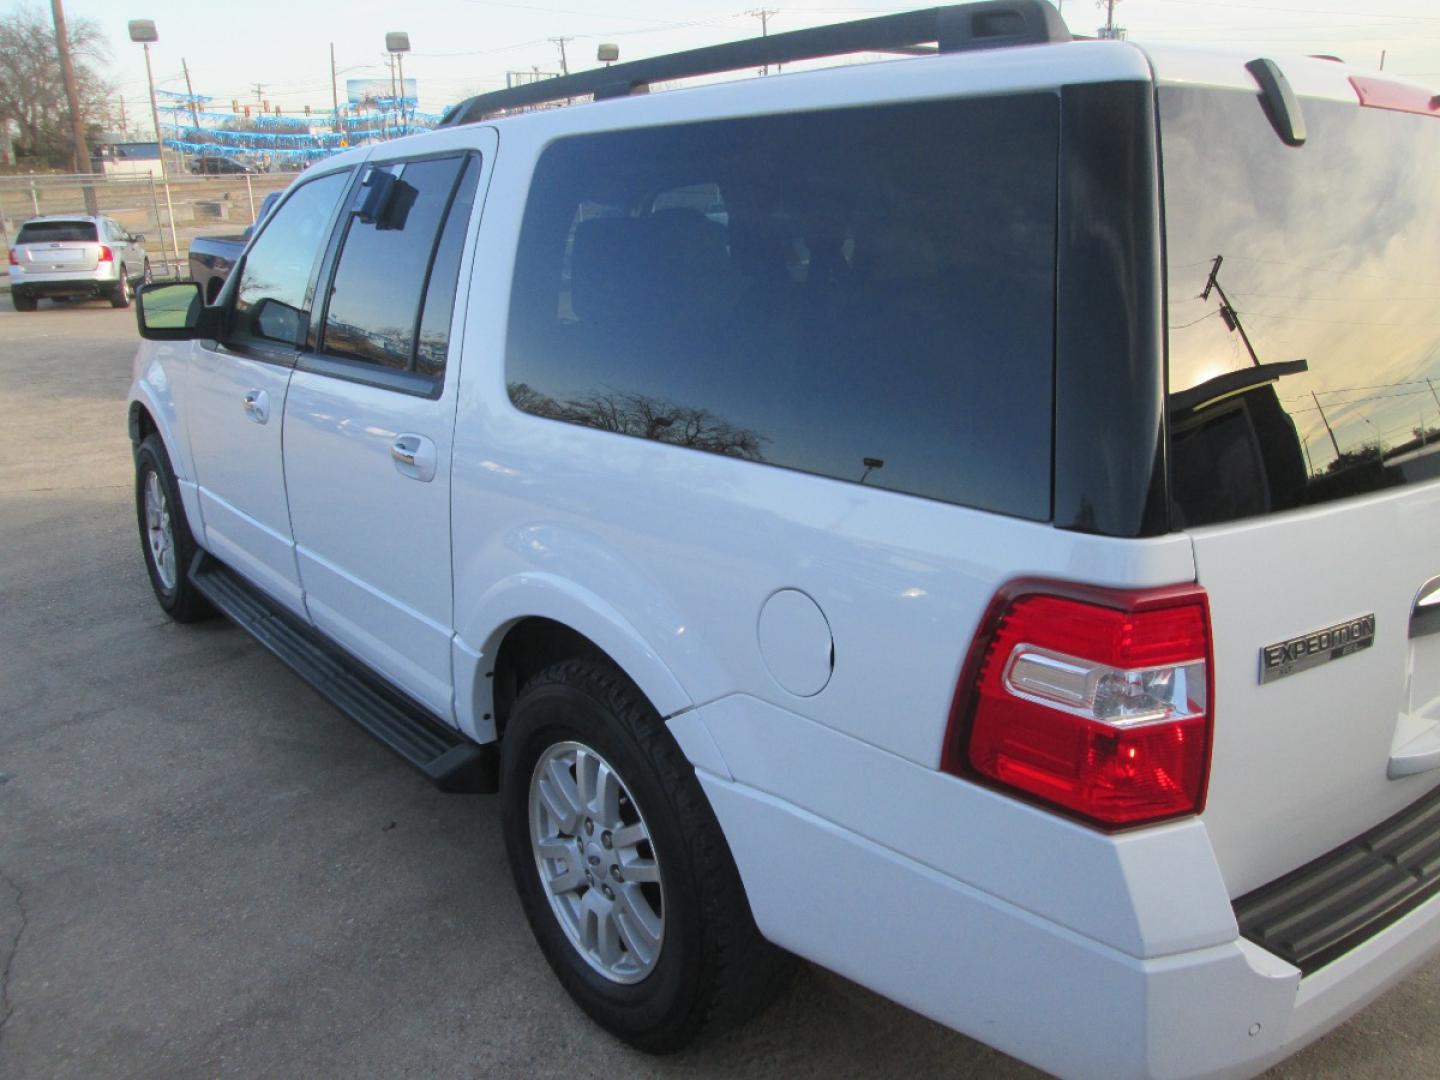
left=123, top=34, right=1440, bottom=1080
left=282, top=373, right=458, bottom=716
left=183, top=342, right=305, bottom=614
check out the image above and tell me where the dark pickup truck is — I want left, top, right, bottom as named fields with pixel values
left=187, top=191, right=279, bottom=303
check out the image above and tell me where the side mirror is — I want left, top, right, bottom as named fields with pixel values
left=135, top=281, right=218, bottom=341
left=131, top=233, right=146, bottom=244
left=253, top=296, right=306, bottom=346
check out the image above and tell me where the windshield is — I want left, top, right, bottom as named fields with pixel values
left=1161, top=86, right=1440, bottom=528
left=17, top=221, right=97, bottom=244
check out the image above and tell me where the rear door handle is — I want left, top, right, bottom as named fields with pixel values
left=242, top=389, right=270, bottom=424
left=391, top=434, right=437, bottom=483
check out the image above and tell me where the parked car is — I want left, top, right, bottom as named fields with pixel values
left=190, top=154, right=255, bottom=175
left=125, top=2, right=1440, bottom=1076
left=187, top=191, right=281, bottom=303
left=8, top=215, right=150, bottom=311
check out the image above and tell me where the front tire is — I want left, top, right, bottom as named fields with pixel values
left=134, top=434, right=211, bottom=622
left=501, top=660, right=792, bottom=1053
left=11, top=291, right=37, bottom=312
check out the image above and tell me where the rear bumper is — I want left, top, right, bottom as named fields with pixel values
left=10, top=267, right=120, bottom=297
left=678, top=695, right=1440, bottom=1079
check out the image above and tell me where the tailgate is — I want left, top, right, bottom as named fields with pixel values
left=1157, top=68, right=1440, bottom=894
left=19, top=242, right=101, bottom=272
left=1193, top=490, right=1440, bottom=896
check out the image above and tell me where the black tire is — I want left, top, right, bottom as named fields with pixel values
left=134, top=434, right=212, bottom=622
left=500, top=660, right=793, bottom=1053
left=11, top=291, right=37, bottom=312
left=111, top=268, right=133, bottom=308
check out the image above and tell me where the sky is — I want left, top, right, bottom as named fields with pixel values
left=10, top=0, right=1440, bottom=131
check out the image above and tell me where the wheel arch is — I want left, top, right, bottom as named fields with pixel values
left=455, top=574, right=694, bottom=746
left=128, top=374, right=203, bottom=540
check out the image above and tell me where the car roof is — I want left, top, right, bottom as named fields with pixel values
left=304, top=30, right=1435, bottom=178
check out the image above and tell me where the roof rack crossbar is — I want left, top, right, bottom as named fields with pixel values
left=439, top=1, right=1070, bottom=127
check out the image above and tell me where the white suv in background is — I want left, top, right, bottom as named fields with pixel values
left=8, top=214, right=151, bottom=311
left=123, top=2, right=1440, bottom=1076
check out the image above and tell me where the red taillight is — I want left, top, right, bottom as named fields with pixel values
left=6, top=249, right=16, bottom=266
left=98, top=245, right=113, bottom=263
left=944, top=581, right=1213, bottom=828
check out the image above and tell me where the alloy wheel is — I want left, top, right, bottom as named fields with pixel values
left=529, top=740, right=665, bottom=984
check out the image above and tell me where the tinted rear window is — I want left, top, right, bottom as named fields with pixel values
left=18, top=221, right=96, bottom=244
left=1162, top=87, right=1440, bottom=528
left=505, top=95, right=1058, bottom=519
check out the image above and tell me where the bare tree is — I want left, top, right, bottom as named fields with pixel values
left=0, top=4, right=113, bottom=169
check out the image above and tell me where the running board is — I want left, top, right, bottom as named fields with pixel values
left=190, top=553, right=497, bottom=793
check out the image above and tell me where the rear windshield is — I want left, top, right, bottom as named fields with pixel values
left=505, top=94, right=1059, bottom=520
left=17, top=221, right=97, bottom=244
left=1161, top=87, right=1440, bottom=528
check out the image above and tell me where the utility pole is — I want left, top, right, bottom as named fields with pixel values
left=1311, top=391, right=1342, bottom=459
left=330, top=43, right=341, bottom=130
left=252, top=82, right=265, bottom=106
left=1201, top=254, right=1261, bottom=367
left=181, top=58, right=201, bottom=129
left=1097, top=0, right=1124, bottom=40
left=119, top=98, right=128, bottom=137
left=1380, top=49, right=1387, bottom=70
left=50, top=0, right=98, bottom=211
left=748, top=10, right=778, bottom=73
left=549, top=36, right=573, bottom=76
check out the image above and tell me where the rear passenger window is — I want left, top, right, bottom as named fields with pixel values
left=16, top=220, right=97, bottom=244
left=321, top=154, right=478, bottom=381
left=505, top=95, right=1058, bottom=519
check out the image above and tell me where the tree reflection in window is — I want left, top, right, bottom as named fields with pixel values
left=510, top=383, right=767, bottom=461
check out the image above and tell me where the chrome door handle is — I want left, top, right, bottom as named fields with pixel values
left=242, top=389, right=269, bottom=423
left=390, top=434, right=437, bottom=482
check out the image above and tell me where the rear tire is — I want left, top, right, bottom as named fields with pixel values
left=501, top=660, right=793, bottom=1053
left=111, top=268, right=133, bottom=308
left=11, top=291, right=37, bottom=312
left=134, top=434, right=212, bottom=622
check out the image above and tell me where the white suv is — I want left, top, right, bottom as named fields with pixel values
left=124, top=3, right=1440, bottom=1076
left=8, top=214, right=151, bottom=310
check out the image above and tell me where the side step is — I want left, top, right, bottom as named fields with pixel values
left=190, top=553, right=497, bottom=793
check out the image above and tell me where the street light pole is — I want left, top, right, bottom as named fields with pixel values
left=130, top=19, right=183, bottom=276
left=386, top=32, right=411, bottom=135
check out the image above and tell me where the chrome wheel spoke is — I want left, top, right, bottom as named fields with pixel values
left=618, top=857, right=660, bottom=884
left=611, top=823, right=647, bottom=850
left=613, top=885, right=662, bottom=965
left=594, top=905, right=623, bottom=969
left=538, top=758, right=582, bottom=834
left=592, top=760, right=623, bottom=826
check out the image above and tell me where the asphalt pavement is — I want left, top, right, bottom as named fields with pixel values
left=1, top=300, right=1437, bottom=1079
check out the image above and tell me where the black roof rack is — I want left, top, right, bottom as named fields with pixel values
left=439, top=1, right=1071, bottom=127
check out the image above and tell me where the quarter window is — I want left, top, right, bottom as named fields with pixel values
left=505, top=95, right=1058, bottom=519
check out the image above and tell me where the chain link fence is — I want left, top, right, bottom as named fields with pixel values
left=1, top=171, right=299, bottom=286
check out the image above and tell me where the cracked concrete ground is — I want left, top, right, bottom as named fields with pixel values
left=2, top=302, right=1439, bottom=1079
